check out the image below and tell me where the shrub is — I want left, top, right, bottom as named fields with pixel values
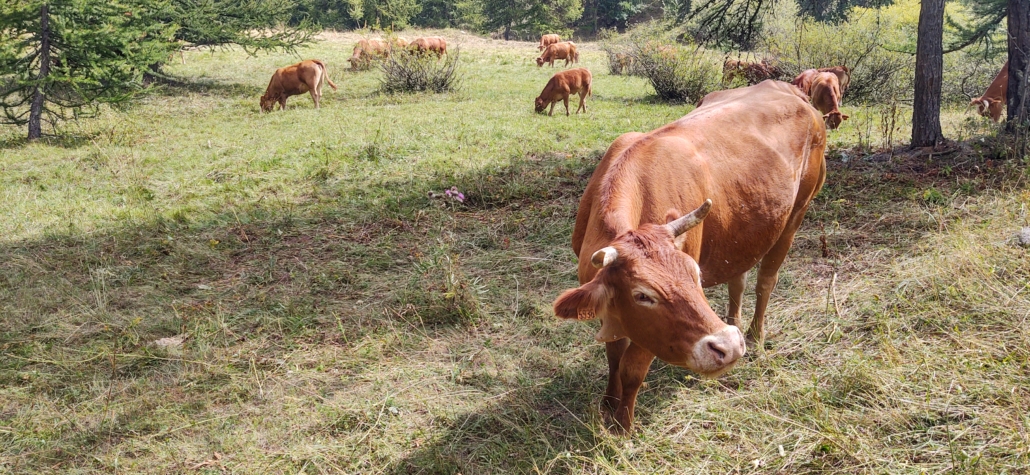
left=627, top=28, right=721, bottom=103
left=761, top=0, right=914, bottom=104
left=378, top=47, right=462, bottom=94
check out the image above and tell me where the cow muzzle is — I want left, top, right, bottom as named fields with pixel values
left=691, top=325, right=746, bottom=376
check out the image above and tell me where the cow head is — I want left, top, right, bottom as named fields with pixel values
left=259, top=93, right=276, bottom=113
left=536, top=57, right=545, bottom=67
left=823, top=111, right=849, bottom=130
left=553, top=200, right=746, bottom=377
left=534, top=96, right=547, bottom=113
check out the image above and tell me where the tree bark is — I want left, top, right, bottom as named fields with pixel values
left=28, top=4, right=50, bottom=141
left=912, top=0, right=945, bottom=148
left=1006, top=0, right=1029, bottom=129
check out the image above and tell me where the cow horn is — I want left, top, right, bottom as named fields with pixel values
left=666, top=199, right=713, bottom=237
left=590, top=247, right=618, bottom=268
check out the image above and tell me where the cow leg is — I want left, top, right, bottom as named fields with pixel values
left=612, top=341, right=655, bottom=434
left=563, top=96, right=570, bottom=116
left=602, top=338, right=630, bottom=414
left=749, top=212, right=807, bottom=346
left=726, top=271, right=747, bottom=327
left=577, top=91, right=587, bottom=113
left=548, top=101, right=556, bottom=116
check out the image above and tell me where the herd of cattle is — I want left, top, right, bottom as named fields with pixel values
left=253, top=33, right=1012, bottom=433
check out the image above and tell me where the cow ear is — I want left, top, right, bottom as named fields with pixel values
left=553, top=280, right=608, bottom=320
left=842, top=114, right=850, bottom=120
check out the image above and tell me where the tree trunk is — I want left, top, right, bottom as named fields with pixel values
left=28, top=3, right=50, bottom=141
left=912, top=0, right=945, bottom=148
left=504, top=24, right=510, bottom=41
left=1006, top=0, right=1029, bottom=129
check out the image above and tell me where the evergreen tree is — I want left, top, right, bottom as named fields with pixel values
left=0, top=0, right=174, bottom=140
left=483, top=0, right=582, bottom=40
left=160, top=0, right=315, bottom=55
left=1007, top=0, right=1028, bottom=128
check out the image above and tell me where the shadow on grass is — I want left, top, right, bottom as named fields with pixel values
left=145, top=72, right=264, bottom=98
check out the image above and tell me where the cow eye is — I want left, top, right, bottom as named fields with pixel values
left=633, top=292, right=656, bottom=306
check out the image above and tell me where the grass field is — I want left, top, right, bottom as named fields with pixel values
left=2, top=30, right=1030, bottom=474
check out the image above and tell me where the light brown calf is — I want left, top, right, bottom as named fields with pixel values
left=722, top=58, right=785, bottom=85
left=348, top=39, right=390, bottom=70
left=538, top=34, right=561, bottom=51
left=554, top=80, right=826, bottom=433
left=535, top=68, right=592, bottom=116
left=409, top=37, right=448, bottom=58
left=969, top=61, right=1008, bottom=122
left=809, top=72, right=849, bottom=129
left=536, top=42, right=578, bottom=67
left=260, top=60, right=337, bottom=112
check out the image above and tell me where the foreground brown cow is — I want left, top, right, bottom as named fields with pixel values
left=535, top=68, right=592, bottom=116
left=553, top=80, right=826, bottom=433
left=409, top=37, right=447, bottom=58
left=536, top=42, right=578, bottom=67
left=722, top=58, right=784, bottom=85
left=260, top=60, right=337, bottom=112
left=969, top=61, right=1008, bottom=122
left=792, top=66, right=851, bottom=97
left=809, top=72, right=849, bottom=129
left=539, top=34, right=561, bottom=51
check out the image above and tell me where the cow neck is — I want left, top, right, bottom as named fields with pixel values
left=597, top=144, right=648, bottom=239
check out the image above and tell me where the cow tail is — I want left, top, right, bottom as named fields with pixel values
left=316, top=60, right=338, bottom=90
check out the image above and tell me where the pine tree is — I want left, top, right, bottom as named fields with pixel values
left=483, top=0, right=582, bottom=40
left=0, top=0, right=174, bottom=140
left=160, top=0, right=315, bottom=55
left=1007, top=0, right=1028, bottom=128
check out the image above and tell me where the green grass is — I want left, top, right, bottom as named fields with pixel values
left=2, top=30, right=1029, bottom=474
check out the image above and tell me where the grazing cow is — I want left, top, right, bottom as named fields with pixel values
left=722, top=58, right=785, bottom=86
left=553, top=80, right=826, bottom=433
left=539, top=34, right=561, bottom=51
left=792, top=66, right=851, bottom=97
left=969, top=61, right=1009, bottom=122
left=348, top=39, right=391, bottom=70
left=409, top=37, right=448, bottom=58
left=535, top=68, right=592, bottom=116
left=808, top=72, right=849, bottom=129
left=536, top=42, right=578, bottom=67
left=259, top=60, right=337, bottom=112
left=392, top=37, right=409, bottom=50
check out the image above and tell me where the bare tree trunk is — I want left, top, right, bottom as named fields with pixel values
left=912, top=0, right=944, bottom=148
left=1007, top=0, right=1029, bottom=129
left=28, top=4, right=50, bottom=141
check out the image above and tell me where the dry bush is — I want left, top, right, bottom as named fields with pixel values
left=615, top=23, right=721, bottom=103
left=378, top=47, right=462, bottom=94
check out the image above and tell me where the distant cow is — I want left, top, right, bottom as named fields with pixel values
left=539, top=34, right=561, bottom=51
left=793, top=66, right=851, bottom=97
left=536, top=42, right=578, bottom=67
left=610, top=52, right=635, bottom=75
left=809, top=72, right=849, bottom=129
left=409, top=37, right=448, bottom=58
left=392, top=37, right=409, bottom=50
left=348, top=39, right=390, bottom=70
left=260, top=60, right=337, bottom=112
left=723, top=58, right=784, bottom=86
left=535, top=68, right=592, bottom=116
left=553, top=80, right=826, bottom=433
left=969, top=61, right=1008, bottom=122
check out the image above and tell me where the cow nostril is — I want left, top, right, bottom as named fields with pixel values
left=707, top=341, right=727, bottom=361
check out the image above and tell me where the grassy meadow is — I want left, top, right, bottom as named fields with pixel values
left=2, top=30, right=1030, bottom=474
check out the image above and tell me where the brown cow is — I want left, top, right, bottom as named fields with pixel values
left=536, top=42, right=578, bottom=67
left=553, top=80, right=826, bottom=433
left=260, top=60, right=337, bottom=112
left=409, top=37, right=448, bottom=58
left=722, top=58, right=785, bottom=86
left=969, top=61, right=1008, bottom=122
left=793, top=66, right=851, bottom=97
left=348, top=39, right=391, bottom=70
left=539, top=34, right=561, bottom=51
left=535, top=68, right=592, bottom=116
left=809, top=72, right=849, bottom=129
left=611, top=52, right=635, bottom=75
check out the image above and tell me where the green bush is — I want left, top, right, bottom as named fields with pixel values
left=378, top=47, right=462, bottom=93
left=622, top=24, right=722, bottom=103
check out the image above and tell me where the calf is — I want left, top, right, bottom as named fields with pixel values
left=793, top=66, right=851, bottom=97
left=809, top=72, right=849, bottom=129
left=536, top=42, right=578, bottom=67
left=723, top=58, right=784, bottom=86
left=611, top=52, right=635, bottom=75
left=969, top=61, right=1008, bottom=122
left=535, top=68, right=592, bottom=116
left=539, top=34, right=561, bottom=51
left=409, top=37, right=448, bottom=58
left=348, top=39, right=390, bottom=70
left=260, top=60, right=337, bottom=112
